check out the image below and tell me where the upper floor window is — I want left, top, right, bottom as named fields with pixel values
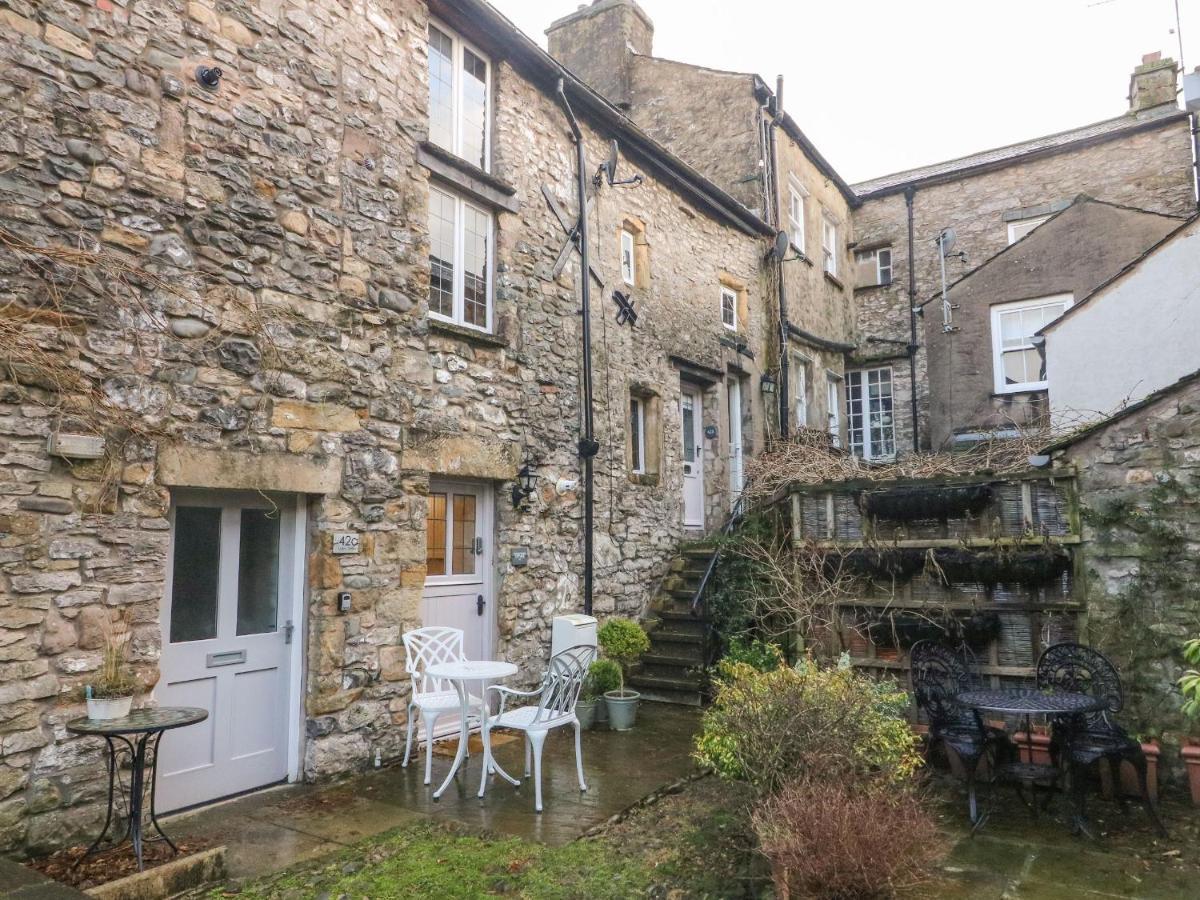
left=1006, top=214, right=1050, bottom=245
left=720, top=286, right=738, bottom=330
left=429, top=185, right=493, bottom=332
left=821, top=211, right=839, bottom=277
left=990, top=294, right=1072, bottom=393
left=787, top=179, right=807, bottom=253
left=847, top=368, right=895, bottom=460
left=792, top=354, right=810, bottom=427
left=826, top=374, right=842, bottom=448
left=629, top=396, right=646, bottom=474
left=620, top=229, right=636, bottom=286
left=428, top=23, right=490, bottom=171
left=854, top=247, right=892, bottom=286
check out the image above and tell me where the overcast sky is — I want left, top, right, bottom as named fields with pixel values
left=490, top=0, right=1198, bottom=184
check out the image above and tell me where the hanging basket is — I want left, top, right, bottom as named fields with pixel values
left=858, top=483, right=993, bottom=522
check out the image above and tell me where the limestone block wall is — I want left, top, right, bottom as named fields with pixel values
left=1055, top=374, right=1200, bottom=779
left=0, top=0, right=772, bottom=854
left=852, top=117, right=1197, bottom=451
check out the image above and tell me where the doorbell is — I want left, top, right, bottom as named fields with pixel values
left=337, top=592, right=352, bottom=613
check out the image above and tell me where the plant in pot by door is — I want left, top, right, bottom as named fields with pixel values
left=85, top=609, right=140, bottom=720
left=1178, top=636, right=1200, bottom=805
left=597, top=618, right=650, bottom=731
left=579, top=659, right=621, bottom=729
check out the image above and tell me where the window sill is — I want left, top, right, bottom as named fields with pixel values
left=629, top=472, right=660, bottom=487
left=853, top=281, right=894, bottom=294
left=991, top=386, right=1048, bottom=398
left=429, top=317, right=509, bottom=348
left=417, top=142, right=519, bottom=213
left=823, top=271, right=845, bottom=290
left=790, top=244, right=814, bottom=266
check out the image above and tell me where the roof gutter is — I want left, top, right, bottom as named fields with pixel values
left=787, top=323, right=856, bottom=353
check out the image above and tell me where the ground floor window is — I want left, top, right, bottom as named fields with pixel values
left=847, top=367, right=895, bottom=460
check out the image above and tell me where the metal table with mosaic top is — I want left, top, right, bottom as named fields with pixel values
left=66, top=707, right=208, bottom=871
left=956, top=688, right=1105, bottom=833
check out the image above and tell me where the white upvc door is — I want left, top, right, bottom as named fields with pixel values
left=422, top=481, right=494, bottom=662
left=681, top=388, right=705, bottom=528
left=158, top=492, right=305, bottom=813
left=727, top=377, right=744, bottom=504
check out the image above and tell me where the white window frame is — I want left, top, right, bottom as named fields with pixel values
left=787, top=178, right=807, bottom=254
left=854, top=246, right=893, bottom=286
left=847, top=367, right=897, bottom=461
left=630, top=395, right=646, bottom=474
left=428, top=21, right=492, bottom=172
left=720, top=285, right=738, bottom=331
left=826, top=373, right=842, bottom=447
left=428, top=185, right=494, bottom=333
left=990, top=293, right=1073, bottom=394
left=620, top=229, right=636, bottom=286
left=821, top=211, right=839, bottom=277
left=1006, top=214, right=1051, bottom=245
left=792, top=353, right=810, bottom=428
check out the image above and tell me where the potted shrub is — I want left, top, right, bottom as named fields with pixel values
left=597, top=617, right=649, bottom=731
left=577, top=660, right=619, bottom=730
left=1178, top=637, right=1200, bottom=805
left=85, top=610, right=141, bottom=720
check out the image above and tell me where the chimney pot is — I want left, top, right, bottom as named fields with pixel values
left=1142, top=51, right=1162, bottom=65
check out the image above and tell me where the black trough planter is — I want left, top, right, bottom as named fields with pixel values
left=858, top=483, right=993, bottom=521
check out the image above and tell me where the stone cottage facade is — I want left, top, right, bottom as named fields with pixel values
left=922, top=197, right=1186, bottom=449
left=0, top=0, right=779, bottom=852
left=852, top=52, right=1196, bottom=454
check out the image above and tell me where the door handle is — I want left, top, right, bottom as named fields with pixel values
left=474, top=536, right=484, bottom=555
left=284, top=619, right=294, bottom=645
left=476, top=595, right=485, bottom=616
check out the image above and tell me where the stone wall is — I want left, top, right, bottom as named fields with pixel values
left=852, top=115, right=1197, bottom=451
left=0, top=0, right=771, bottom=855
left=1054, top=373, right=1200, bottom=779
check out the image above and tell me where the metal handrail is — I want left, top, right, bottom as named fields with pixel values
left=689, top=485, right=751, bottom=618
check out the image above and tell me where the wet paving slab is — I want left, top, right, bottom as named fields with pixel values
left=164, top=704, right=700, bottom=882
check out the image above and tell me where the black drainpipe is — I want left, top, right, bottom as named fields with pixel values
left=904, top=185, right=920, bottom=452
left=556, top=79, right=599, bottom=616
left=770, top=77, right=789, bottom=439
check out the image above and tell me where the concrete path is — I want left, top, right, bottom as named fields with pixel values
left=0, top=858, right=87, bottom=899
left=165, top=704, right=700, bottom=883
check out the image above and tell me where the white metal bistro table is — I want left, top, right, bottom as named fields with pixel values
left=426, top=659, right=518, bottom=800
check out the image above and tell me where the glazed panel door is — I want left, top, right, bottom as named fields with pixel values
left=681, top=388, right=704, bottom=527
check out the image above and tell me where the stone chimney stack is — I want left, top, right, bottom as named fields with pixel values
left=546, top=0, right=654, bottom=110
left=1128, top=52, right=1178, bottom=114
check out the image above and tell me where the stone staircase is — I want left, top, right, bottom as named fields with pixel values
left=629, top=544, right=715, bottom=706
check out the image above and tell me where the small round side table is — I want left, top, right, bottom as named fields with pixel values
left=66, top=706, right=207, bottom=871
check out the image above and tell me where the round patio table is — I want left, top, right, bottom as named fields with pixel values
left=956, top=688, right=1104, bottom=833
left=426, top=660, right=518, bottom=801
left=66, top=706, right=208, bottom=871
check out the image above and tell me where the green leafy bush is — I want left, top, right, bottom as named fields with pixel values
left=694, top=656, right=921, bottom=797
left=1180, top=637, right=1200, bottom=721
left=583, top=659, right=622, bottom=701
left=720, top=637, right=783, bottom=673
left=597, top=618, right=650, bottom=696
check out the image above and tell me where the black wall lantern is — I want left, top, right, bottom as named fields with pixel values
left=760, top=373, right=778, bottom=395
left=511, top=463, right=538, bottom=510
left=195, top=65, right=223, bottom=90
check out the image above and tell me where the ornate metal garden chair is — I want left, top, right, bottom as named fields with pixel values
left=910, top=639, right=1012, bottom=824
left=482, top=644, right=596, bottom=813
left=401, top=626, right=485, bottom=786
left=1036, top=642, right=1167, bottom=836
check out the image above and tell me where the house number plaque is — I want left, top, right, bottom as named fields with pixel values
left=332, top=532, right=361, bottom=555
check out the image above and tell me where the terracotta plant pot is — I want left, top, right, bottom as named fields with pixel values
left=1098, top=740, right=1159, bottom=802
left=1181, top=741, right=1200, bottom=806
left=1014, top=730, right=1053, bottom=766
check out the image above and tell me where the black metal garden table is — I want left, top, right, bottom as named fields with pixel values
left=66, top=706, right=207, bottom=871
left=956, top=688, right=1105, bottom=834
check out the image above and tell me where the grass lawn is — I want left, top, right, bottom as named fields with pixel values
left=212, top=777, right=756, bottom=900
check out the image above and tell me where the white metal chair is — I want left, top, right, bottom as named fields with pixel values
left=401, top=626, right=485, bottom=785
left=482, top=644, right=596, bottom=812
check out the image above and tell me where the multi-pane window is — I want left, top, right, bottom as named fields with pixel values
left=427, top=23, right=490, bottom=171
left=720, top=286, right=738, bottom=330
left=854, top=247, right=892, bottom=286
left=629, top=396, right=646, bottom=474
left=620, top=229, right=636, bottom=286
left=847, top=368, right=896, bottom=460
left=788, top=180, right=806, bottom=252
left=792, top=355, right=809, bottom=428
left=1007, top=214, right=1051, bottom=245
left=821, top=212, right=839, bottom=277
left=990, top=294, right=1072, bottom=392
left=826, top=375, right=841, bottom=447
left=424, top=490, right=477, bottom=577
left=428, top=185, right=493, bottom=331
